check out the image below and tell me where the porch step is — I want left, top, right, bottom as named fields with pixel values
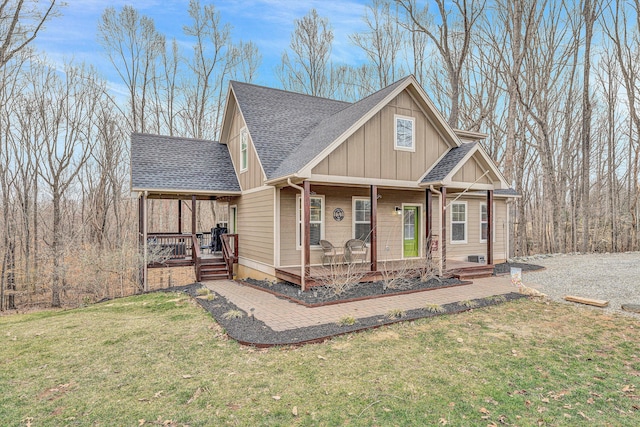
left=450, top=264, right=495, bottom=280
left=199, top=259, right=230, bottom=281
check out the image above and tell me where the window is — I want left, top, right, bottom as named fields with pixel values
left=296, top=195, right=324, bottom=247
left=480, top=202, right=495, bottom=243
left=240, top=127, right=248, bottom=172
left=451, top=202, right=467, bottom=243
left=353, top=198, right=371, bottom=242
left=394, top=115, right=415, bottom=151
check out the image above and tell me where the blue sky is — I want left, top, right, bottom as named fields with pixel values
left=33, top=0, right=372, bottom=89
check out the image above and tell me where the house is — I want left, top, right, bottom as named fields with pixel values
left=131, top=75, right=518, bottom=291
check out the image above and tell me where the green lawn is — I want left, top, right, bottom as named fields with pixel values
left=1, top=293, right=639, bottom=426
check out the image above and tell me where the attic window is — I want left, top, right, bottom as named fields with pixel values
left=394, top=115, right=415, bottom=152
left=240, top=127, right=248, bottom=172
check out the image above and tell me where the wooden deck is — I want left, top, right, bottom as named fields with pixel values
left=275, top=259, right=494, bottom=287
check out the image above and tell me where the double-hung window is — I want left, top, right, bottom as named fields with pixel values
left=353, top=198, right=371, bottom=243
left=240, top=127, right=248, bottom=172
left=480, top=202, right=495, bottom=242
left=296, top=195, right=324, bottom=247
left=451, top=202, right=467, bottom=243
left=394, top=115, right=415, bottom=151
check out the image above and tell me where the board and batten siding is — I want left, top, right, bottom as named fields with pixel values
left=225, top=95, right=265, bottom=190
left=236, top=187, right=274, bottom=266
left=311, top=89, right=451, bottom=180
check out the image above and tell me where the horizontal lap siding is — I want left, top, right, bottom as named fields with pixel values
left=237, top=188, right=274, bottom=265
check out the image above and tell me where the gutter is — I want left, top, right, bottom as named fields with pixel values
left=287, top=178, right=306, bottom=291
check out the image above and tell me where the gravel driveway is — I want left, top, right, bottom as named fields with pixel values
left=517, top=252, right=640, bottom=318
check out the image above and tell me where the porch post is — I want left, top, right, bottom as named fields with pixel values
left=487, top=189, right=494, bottom=265
left=440, top=186, right=447, bottom=272
left=178, top=200, right=182, bottom=234
left=191, top=195, right=197, bottom=234
left=370, top=185, right=377, bottom=272
left=303, top=180, right=311, bottom=284
left=425, top=188, right=432, bottom=256
left=141, top=192, right=148, bottom=292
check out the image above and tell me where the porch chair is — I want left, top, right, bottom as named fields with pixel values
left=320, top=240, right=345, bottom=266
left=345, top=239, right=368, bottom=264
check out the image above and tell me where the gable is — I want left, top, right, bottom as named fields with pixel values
left=451, top=152, right=498, bottom=185
left=311, top=88, right=454, bottom=181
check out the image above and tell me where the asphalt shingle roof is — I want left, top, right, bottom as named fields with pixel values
left=130, top=133, right=240, bottom=193
left=230, top=81, right=350, bottom=180
left=422, top=142, right=477, bottom=183
left=494, top=188, right=519, bottom=197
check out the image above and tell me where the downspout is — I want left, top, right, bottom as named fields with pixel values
left=287, top=178, right=305, bottom=290
left=429, top=186, right=443, bottom=274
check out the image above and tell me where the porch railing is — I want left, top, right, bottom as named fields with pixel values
left=221, top=234, right=238, bottom=279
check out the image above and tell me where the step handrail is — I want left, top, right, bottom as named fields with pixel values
left=221, top=234, right=238, bottom=279
left=192, top=234, right=202, bottom=281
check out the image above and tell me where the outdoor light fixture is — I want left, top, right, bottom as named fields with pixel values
left=395, top=206, right=402, bottom=215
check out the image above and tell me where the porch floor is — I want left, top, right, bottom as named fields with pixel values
left=275, top=259, right=492, bottom=287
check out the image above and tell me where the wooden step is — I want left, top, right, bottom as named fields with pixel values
left=198, top=258, right=230, bottom=281
left=450, top=264, right=494, bottom=280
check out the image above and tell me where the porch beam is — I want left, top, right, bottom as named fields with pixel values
left=303, top=180, right=311, bottom=282
left=487, top=189, right=494, bottom=265
left=191, top=195, right=196, bottom=234
left=370, top=185, right=377, bottom=272
left=178, top=200, right=182, bottom=234
left=441, top=186, right=447, bottom=271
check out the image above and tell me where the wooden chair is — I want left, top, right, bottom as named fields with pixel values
left=345, top=239, right=368, bottom=264
left=320, top=240, right=345, bottom=266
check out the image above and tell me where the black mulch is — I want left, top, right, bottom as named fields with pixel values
left=167, top=283, right=527, bottom=347
left=493, top=262, right=545, bottom=275
left=243, top=277, right=467, bottom=306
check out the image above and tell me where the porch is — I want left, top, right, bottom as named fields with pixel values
left=275, top=259, right=495, bottom=287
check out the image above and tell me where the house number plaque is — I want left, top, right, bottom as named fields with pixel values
left=333, top=208, right=344, bottom=222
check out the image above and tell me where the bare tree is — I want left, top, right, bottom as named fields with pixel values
left=397, top=0, right=485, bottom=128
left=276, top=9, right=335, bottom=98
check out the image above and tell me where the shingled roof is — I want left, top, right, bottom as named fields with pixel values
left=422, top=142, right=477, bottom=183
left=131, top=133, right=240, bottom=193
left=230, top=81, right=350, bottom=180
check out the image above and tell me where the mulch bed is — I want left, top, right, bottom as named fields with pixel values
left=168, top=283, right=527, bottom=347
left=493, top=262, right=545, bottom=275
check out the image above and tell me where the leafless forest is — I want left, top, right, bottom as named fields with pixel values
left=1, top=0, right=639, bottom=310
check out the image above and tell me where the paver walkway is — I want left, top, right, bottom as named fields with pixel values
left=204, top=276, right=516, bottom=332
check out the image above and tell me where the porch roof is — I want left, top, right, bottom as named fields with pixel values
left=421, top=142, right=477, bottom=183
left=131, top=133, right=240, bottom=194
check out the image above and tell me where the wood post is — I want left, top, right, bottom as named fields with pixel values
left=191, top=195, right=196, bottom=235
left=370, top=185, right=377, bottom=272
left=425, top=188, right=432, bottom=255
left=303, top=180, right=311, bottom=282
left=441, top=186, right=447, bottom=271
left=141, top=192, right=148, bottom=292
left=487, top=189, right=494, bottom=265
left=178, top=200, right=182, bottom=234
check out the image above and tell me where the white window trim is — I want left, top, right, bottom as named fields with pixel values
left=296, top=194, right=325, bottom=249
left=352, top=197, right=371, bottom=243
left=229, top=205, right=237, bottom=234
left=394, top=114, right=415, bottom=152
left=450, top=201, right=467, bottom=244
left=479, top=202, right=496, bottom=243
left=239, top=127, right=248, bottom=173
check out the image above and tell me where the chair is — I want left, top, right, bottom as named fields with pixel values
left=320, top=240, right=345, bottom=266
left=345, top=239, right=368, bottom=264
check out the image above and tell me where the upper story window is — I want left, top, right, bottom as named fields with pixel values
left=394, top=115, right=415, bottom=152
left=451, top=202, right=467, bottom=243
left=240, top=127, right=248, bottom=172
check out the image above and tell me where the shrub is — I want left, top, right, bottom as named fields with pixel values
left=222, top=309, right=244, bottom=320
left=385, top=308, right=406, bottom=319
left=459, top=300, right=478, bottom=308
left=425, top=303, right=445, bottom=313
left=337, top=315, right=357, bottom=326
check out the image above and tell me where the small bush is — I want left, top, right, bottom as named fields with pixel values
left=488, top=295, right=507, bottom=303
left=337, top=315, right=357, bottom=326
left=196, top=288, right=209, bottom=296
left=206, top=293, right=216, bottom=301
left=459, top=300, right=478, bottom=308
left=222, top=309, right=244, bottom=320
left=385, top=308, right=406, bottom=319
left=425, top=303, right=445, bottom=313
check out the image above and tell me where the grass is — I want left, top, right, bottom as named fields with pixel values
left=1, top=293, right=640, bottom=426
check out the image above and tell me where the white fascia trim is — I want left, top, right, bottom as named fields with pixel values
left=241, top=185, right=275, bottom=195
left=444, top=181, right=496, bottom=191
left=309, top=174, right=420, bottom=189
left=218, top=83, right=235, bottom=144
left=238, top=256, right=276, bottom=276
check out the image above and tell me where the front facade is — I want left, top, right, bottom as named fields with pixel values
left=131, top=76, right=517, bottom=289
